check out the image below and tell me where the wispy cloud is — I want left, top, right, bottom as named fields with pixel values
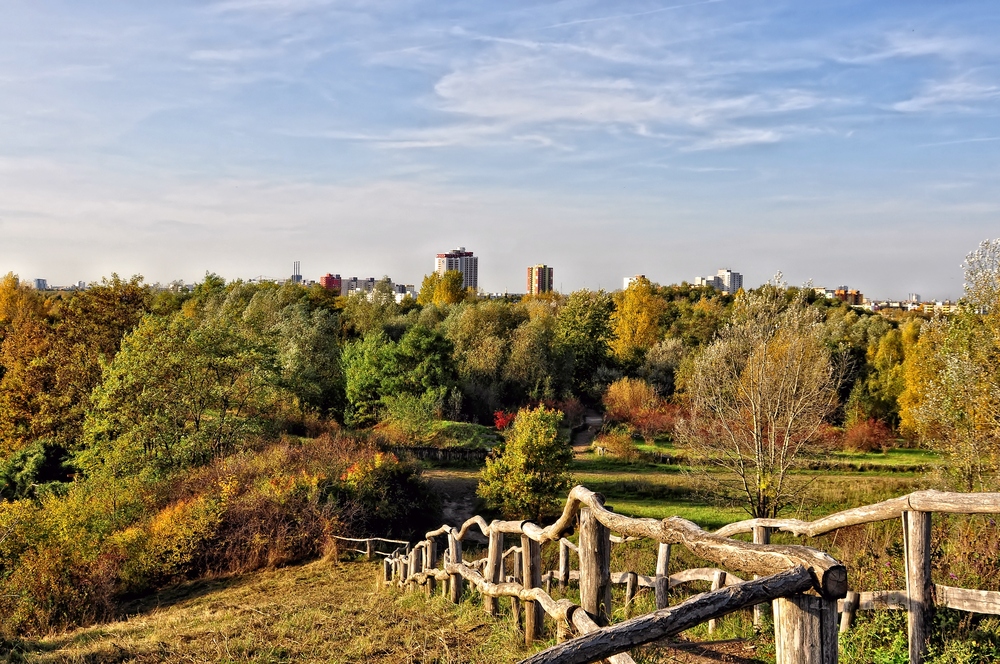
left=893, top=77, right=1000, bottom=113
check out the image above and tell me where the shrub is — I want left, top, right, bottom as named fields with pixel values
left=494, top=410, right=516, bottom=431
left=603, top=377, right=674, bottom=441
left=478, top=406, right=573, bottom=520
left=594, top=427, right=640, bottom=462
left=844, top=418, right=893, bottom=453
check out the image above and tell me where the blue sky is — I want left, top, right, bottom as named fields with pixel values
left=1, top=0, right=998, bottom=298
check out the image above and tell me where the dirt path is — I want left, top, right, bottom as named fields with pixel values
left=423, top=468, right=480, bottom=530
left=572, top=412, right=603, bottom=457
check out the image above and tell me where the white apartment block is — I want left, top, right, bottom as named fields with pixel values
left=695, top=269, right=743, bottom=294
left=435, top=247, right=479, bottom=290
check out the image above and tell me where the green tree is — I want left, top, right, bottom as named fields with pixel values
left=554, top=289, right=614, bottom=396
left=79, top=312, right=280, bottom=479
left=342, top=331, right=394, bottom=428
left=477, top=405, right=572, bottom=520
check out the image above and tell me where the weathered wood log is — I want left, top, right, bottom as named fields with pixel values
left=655, top=542, right=671, bottom=609
left=485, top=529, right=504, bottom=616
left=518, top=566, right=815, bottom=664
left=849, top=590, right=907, bottom=611
left=934, top=584, right=1000, bottom=615
left=448, top=532, right=464, bottom=603
left=426, top=485, right=844, bottom=599
left=708, top=570, right=727, bottom=634
left=625, top=572, right=638, bottom=616
left=716, top=489, right=1000, bottom=538
left=559, top=540, right=571, bottom=589
left=523, top=533, right=543, bottom=644
left=365, top=539, right=374, bottom=561
left=904, top=510, right=932, bottom=664
left=753, top=525, right=771, bottom=627
left=426, top=538, right=438, bottom=596
left=667, top=567, right=744, bottom=588
left=839, top=590, right=859, bottom=633
left=773, top=592, right=838, bottom=664
left=579, top=505, right=611, bottom=625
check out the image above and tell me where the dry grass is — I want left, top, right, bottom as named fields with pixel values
left=3, top=559, right=526, bottom=664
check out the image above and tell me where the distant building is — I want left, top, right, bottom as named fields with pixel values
left=623, top=275, right=646, bottom=290
left=33, top=278, right=48, bottom=291
left=908, top=293, right=921, bottom=303
left=834, top=286, right=864, bottom=306
left=527, top=264, right=554, bottom=295
left=320, top=273, right=342, bottom=293
left=291, top=261, right=302, bottom=284
left=393, top=283, right=417, bottom=303
left=436, top=247, right=478, bottom=290
left=343, top=277, right=377, bottom=296
left=695, top=269, right=743, bottom=294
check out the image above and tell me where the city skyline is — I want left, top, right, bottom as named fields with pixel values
left=3, top=1, right=999, bottom=299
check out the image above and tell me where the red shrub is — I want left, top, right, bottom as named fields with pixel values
left=843, top=418, right=893, bottom=453
left=494, top=410, right=516, bottom=431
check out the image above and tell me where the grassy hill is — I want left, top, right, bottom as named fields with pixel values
left=3, top=560, right=521, bottom=664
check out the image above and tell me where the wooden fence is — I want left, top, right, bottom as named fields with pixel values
left=715, top=489, right=1000, bottom=664
left=383, top=485, right=846, bottom=664
left=348, top=487, right=1000, bottom=664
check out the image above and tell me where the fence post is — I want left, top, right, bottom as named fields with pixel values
left=485, top=528, right=504, bottom=616
left=365, top=539, right=374, bottom=561
left=383, top=557, right=391, bottom=584
left=448, top=532, right=464, bottom=604
left=655, top=542, right=671, bottom=609
left=773, top=593, right=839, bottom=664
left=903, top=510, right=933, bottom=664
left=511, top=550, right=523, bottom=628
left=708, top=570, right=728, bottom=634
left=839, top=590, right=859, bottom=633
left=579, top=503, right=611, bottom=625
left=753, top=525, right=772, bottom=627
left=425, top=538, right=438, bottom=596
left=559, top=540, right=570, bottom=590
left=522, top=534, right=543, bottom=644
left=625, top=572, right=638, bottom=617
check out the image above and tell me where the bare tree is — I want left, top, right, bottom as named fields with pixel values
left=677, top=284, right=840, bottom=518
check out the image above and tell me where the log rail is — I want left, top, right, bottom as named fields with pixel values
left=382, top=484, right=846, bottom=664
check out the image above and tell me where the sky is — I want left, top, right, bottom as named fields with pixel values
left=1, top=1, right=998, bottom=299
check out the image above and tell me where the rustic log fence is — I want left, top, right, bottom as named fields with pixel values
left=356, top=488, right=1000, bottom=663
left=382, top=485, right=847, bottom=664
left=715, top=489, right=1000, bottom=664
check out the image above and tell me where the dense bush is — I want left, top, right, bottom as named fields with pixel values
left=843, top=418, right=893, bottom=453
left=0, top=432, right=435, bottom=636
left=478, top=406, right=572, bottom=520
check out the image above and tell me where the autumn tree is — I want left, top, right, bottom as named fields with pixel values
left=477, top=405, right=572, bottom=520
left=611, top=276, right=666, bottom=365
left=900, top=239, right=1000, bottom=489
left=677, top=285, right=840, bottom=518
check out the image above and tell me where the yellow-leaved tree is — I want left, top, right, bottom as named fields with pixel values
left=899, top=239, right=1000, bottom=490
left=610, top=276, right=666, bottom=365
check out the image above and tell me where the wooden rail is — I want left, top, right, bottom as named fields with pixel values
left=331, top=535, right=409, bottom=560
left=715, top=490, right=1000, bottom=664
left=347, top=486, right=1000, bottom=664
left=382, top=484, right=845, bottom=664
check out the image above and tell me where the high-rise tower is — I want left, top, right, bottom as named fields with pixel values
left=435, top=247, right=478, bottom=290
left=527, top=264, right=554, bottom=295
